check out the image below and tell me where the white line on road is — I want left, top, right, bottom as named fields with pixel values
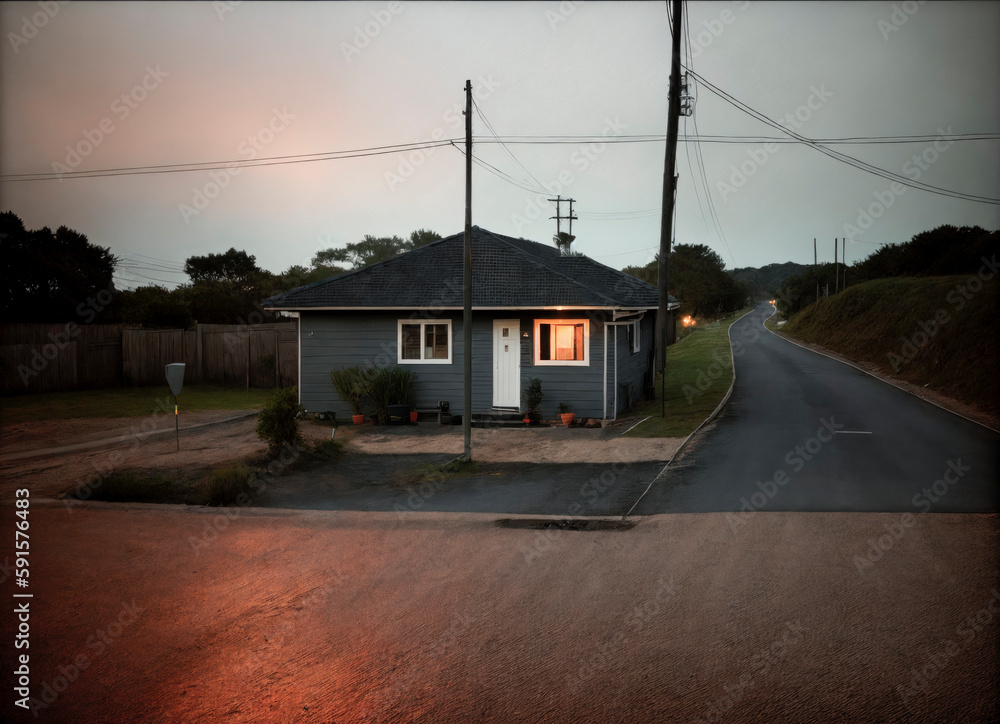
left=835, top=431, right=872, bottom=434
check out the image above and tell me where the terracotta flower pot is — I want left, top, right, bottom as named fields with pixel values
left=560, top=413, right=575, bottom=426
left=352, top=414, right=365, bottom=425
left=410, top=410, right=419, bottom=423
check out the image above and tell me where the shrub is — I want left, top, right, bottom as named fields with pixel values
left=78, top=470, right=174, bottom=503
left=205, top=465, right=255, bottom=506
left=310, top=438, right=343, bottom=460
left=256, top=386, right=304, bottom=454
left=359, top=365, right=415, bottom=423
left=524, top=378, right=543, bottom=420
left=330, top=367, right=367, bottom=416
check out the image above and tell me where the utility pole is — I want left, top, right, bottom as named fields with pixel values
left=834, top=237, right=839, bottom=294
left=657, top=0, right=683, bottom=418
left=549, top=196, right=577, bottom=255
left=463, top=79, right=473, bottom=462
left=814, top=237, right=819, bottom=305
left=548, top=196, right=563, bottom=236
left=842, top=237, right=847, bottom=290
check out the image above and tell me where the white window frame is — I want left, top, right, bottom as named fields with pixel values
left=397, top=319, right=452, bottom=364
left=629, top=321, right=641, bottom=354
left=533, top=319, right=590, bottom=367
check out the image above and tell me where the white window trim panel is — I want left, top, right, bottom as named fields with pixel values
left=397, top=319, right=453, bottom=364
left=631, top=321, right=641, bottom=354
left=533, top=319, right=590, bottom=367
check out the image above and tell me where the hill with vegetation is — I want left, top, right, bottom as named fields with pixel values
left=778, top=225, right=998, bottom=418
left=729, top=262, right=808, bottom=300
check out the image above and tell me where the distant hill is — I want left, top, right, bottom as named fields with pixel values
left=728, top=262, right=809, bottom=299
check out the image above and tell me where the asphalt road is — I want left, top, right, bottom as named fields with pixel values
left=634, top=302, right=1000, bottom=515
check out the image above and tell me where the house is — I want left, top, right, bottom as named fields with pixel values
left=262, top=227, right=679, bottom=420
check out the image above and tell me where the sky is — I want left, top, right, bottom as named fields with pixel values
left=2, top=1, right=998, bottom=291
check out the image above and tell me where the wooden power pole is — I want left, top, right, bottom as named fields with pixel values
left=463, top=79, right=472, bottom=461
left=657, top=0, right=683, bottom=418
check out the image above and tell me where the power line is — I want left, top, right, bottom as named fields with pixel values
left=0, top=139, right=456, bottom=182
left=684, top=67, right=1000, bottom=205
left=4, top=133, right=996, bottom=183
left=472, top=97, right=550, bottom=194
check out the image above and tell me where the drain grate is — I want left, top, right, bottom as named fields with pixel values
left=494, top=518, right=634, bottom=532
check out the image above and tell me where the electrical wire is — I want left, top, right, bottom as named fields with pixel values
left=684, top=67, right=1000, bottom=205
left=1, top=140, right=456, bottom=182
left=472, top=97, right=550, bottom=194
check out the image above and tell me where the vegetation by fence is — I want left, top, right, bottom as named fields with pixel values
left=1, top=322, right=297, bottom=395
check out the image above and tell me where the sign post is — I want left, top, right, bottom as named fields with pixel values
left=165, top=363, right=185, bottom=452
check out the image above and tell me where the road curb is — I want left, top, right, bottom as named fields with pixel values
left=622, top=306, right=757, bottom=519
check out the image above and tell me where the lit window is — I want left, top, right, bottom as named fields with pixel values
left=534, top=319, right=589, bottom=366
left=398, top=320, right=451, bottom=364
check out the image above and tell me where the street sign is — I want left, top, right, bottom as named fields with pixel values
left=165, top=363, right=185, bottom=451
left=165, top=363, right=185, bottom=397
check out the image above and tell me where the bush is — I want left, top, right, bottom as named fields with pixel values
left=524, top=378, right=543, bottom=420
left=79, top=470, right=174, bottom=502
left=330, top=367, right=367, bottom=416
left=205, top=465, right=254, bottom=506
left=256, top=386, right=304, bottom=454
left=310, top=438, right=343, bottom=460
left=357, top=365, right=415, bottom=423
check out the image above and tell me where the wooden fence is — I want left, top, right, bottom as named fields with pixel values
left=1, top=322, right=297, bottom=395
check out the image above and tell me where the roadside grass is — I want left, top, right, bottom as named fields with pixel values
left=781, top=276, right=998, bottom=417
left=623, top=308, right=750, bottom=438
left=0, top=385, right=273, bottom=424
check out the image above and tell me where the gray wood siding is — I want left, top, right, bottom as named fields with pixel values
left=300, top=310, right=621, bottom=420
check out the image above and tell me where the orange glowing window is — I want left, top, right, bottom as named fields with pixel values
left=534, top=320, right=589, bottom=366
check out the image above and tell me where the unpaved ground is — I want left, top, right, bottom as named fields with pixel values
left=0, top=414, right=677, bottom=506
left=337, top=422, right=682, bottom=463
left=0, top=413, right=331, bottom=501
left=2, top=502, right=996, bottom=723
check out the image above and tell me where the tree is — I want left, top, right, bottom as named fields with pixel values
left=0, top=211, right=119, bottom=322
left=117, top=285, right=194, bottom=329
left=622, top=244, right=746, bottom=318
left=184, top=247, right=263, bottom=290
left=408, top=228, right=442, bottom=249
left=314, top=229, right=443, bottom=271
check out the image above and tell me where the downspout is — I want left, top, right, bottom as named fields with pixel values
left=602, top=321, right=608, bottom=419
left=296, top=313, right=303, bottom=408
left=614, top=325, right=618, bottom=420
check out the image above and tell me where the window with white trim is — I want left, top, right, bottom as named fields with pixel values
left=533, top=319, right=589, bottom=366
left=628, top=321, right=641, bottom=354
left=397, top=320, right=452, bottom=364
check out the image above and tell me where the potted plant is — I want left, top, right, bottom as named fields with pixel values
left=524, top=378, right=543, bottom=425
left=387, top=367, right=415, bottom=425
left=330, top=367, right=367, bottom=424
left=558, top=402, right=575, bottom=426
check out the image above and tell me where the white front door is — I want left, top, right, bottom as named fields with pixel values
left=492, top=319, right=521, bottom=409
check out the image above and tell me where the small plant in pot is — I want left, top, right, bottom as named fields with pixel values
left=523, top=377, right=543, bottom=425
left=330, top=366, right=368, bottom=424
left=558, top=402, right=575, bottom=426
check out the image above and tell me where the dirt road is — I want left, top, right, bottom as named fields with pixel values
left=2, top=501, right=996, bottom=723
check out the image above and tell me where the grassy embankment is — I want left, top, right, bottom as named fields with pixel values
left=778, top=275, right=998, bottom=418
left=0, top=385, right=273, bottom=425
left=624, top=308, right=750, bottom=438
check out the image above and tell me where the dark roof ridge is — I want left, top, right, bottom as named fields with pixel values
left=477, top=228, right=625, bottom=308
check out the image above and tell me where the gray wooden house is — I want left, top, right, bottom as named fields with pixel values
left=262, top=227, right=678, bottom=420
